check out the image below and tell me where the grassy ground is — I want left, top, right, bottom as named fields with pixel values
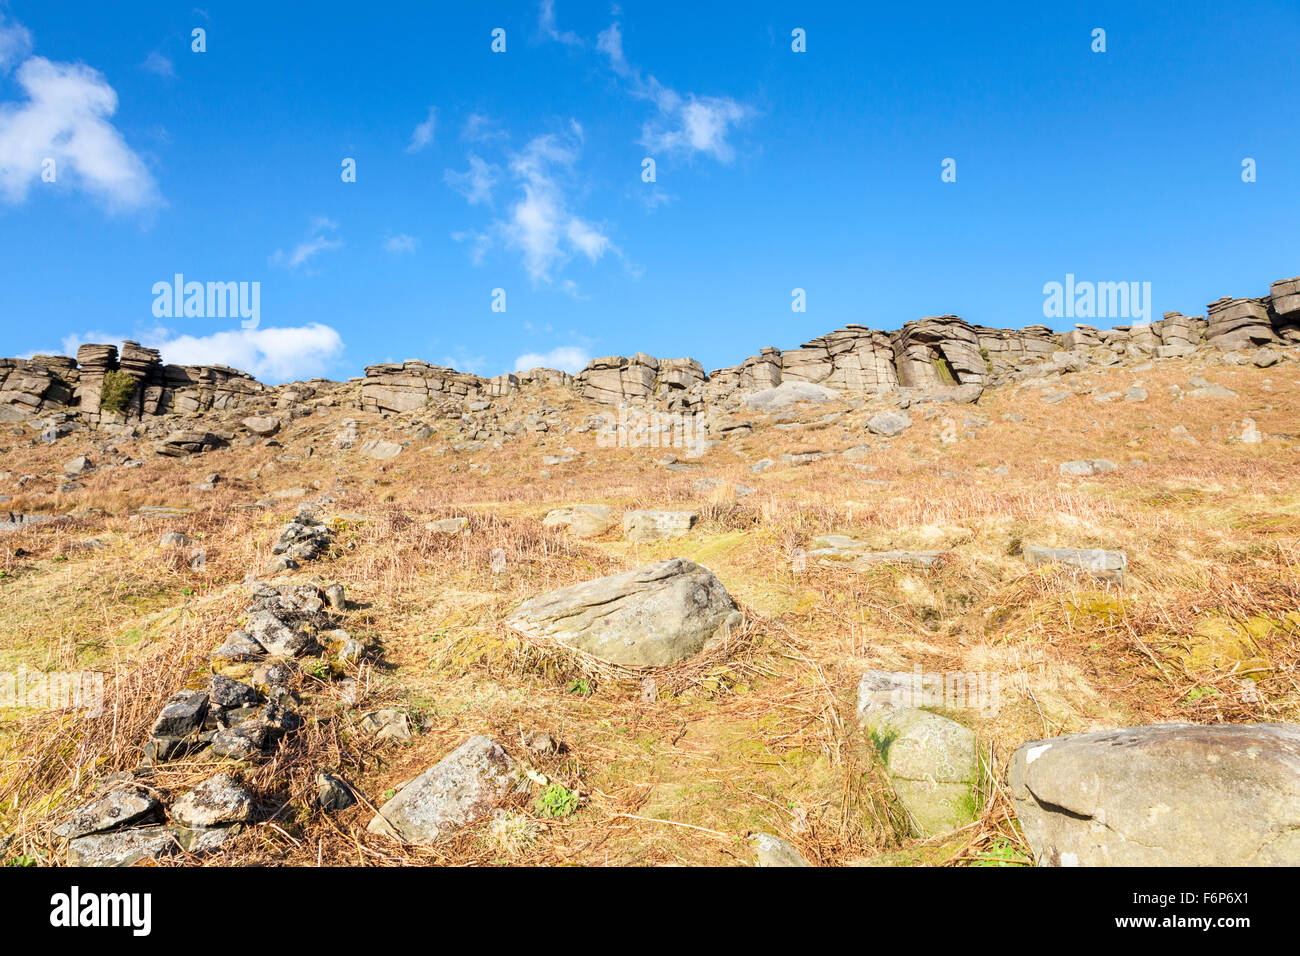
left=1, top=355, right=1297, bottom=865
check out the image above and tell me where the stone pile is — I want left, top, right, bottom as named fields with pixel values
left=264, top=509, right=333, bottom=573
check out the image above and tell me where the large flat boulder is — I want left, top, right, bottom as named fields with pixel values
left=622, top=510, right=698, bottom=542
left=504, top=558, right=741, bottom=667
left=367, top=736, right=524, bottom=844
left=1009, top=723, right=1300, bottom=866
left=542, top=505, right=616, bottom=538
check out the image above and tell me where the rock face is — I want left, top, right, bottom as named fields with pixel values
left=367, top=736, right=524, bottom=844
left=359, top=360, right=483, bottom=414
left=1204, top=297, right=1276, bottom=350
left=504, top=558, right=742, bottom=667
left=892, top=315, right=988, bottom=388
left=1009, top=723, right=1300, bottom=866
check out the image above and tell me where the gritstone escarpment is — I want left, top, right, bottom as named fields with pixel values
left=4, top=277, right=1299, bottom=427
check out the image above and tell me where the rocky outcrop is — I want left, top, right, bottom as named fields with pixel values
left=357, top=360, right=484, bottom=415
left=1204, top=297, right=1276, bottom=350
left=0, top=355, right=77, bottom=422
left=1009, top=723, right=1300, bottom=866
left=4, top=276, right=1299, bottom=426
left=892, top=315, right=988, bottom=388
left=504, top=558, right=742, bottom=667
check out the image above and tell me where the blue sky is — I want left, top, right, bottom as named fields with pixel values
left=0, top=0, right=1297, bottom=383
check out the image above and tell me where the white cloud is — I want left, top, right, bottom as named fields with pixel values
left=383, top=233, right=419, bottom=254
left=0, top=15, right=33, bottom=72
left=538, top=0, right=581, bottom=46
left=55, top=324, right=344, bottom=384
left=141, top=51, right=175, bottom=78
left=406, top=106, right=437, bottom=153
left=500, top=127, right=615, bottom=282
left=0, top=54, right=160, bottom=210
left=462, top=112, right=508, bottom=143
left=271, top=217, right=342, bottom=272
left=443, top=154, right=497, bottom=205
left=513, top=345, right=591, bottom=374
left=597, top=21, right=752, bottom=163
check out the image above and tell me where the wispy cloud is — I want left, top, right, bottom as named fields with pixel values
left=448, top=122, right=616, bottom=286
left=443, top=154, right=498, bottom=205
left=538, top=0, right=581, bottom=47
left=501, top=124, right=614, bottom=282
left=0, top=18, right=160, bottom=212
left=596, top=21, right=753, bottom=163
left=514, top=344, right=591, bottom=374
left=141, top=51, right=175, bottom=78
left=462, top=112, right=508, bottom=144
left=383, top=233, right=419, bottom=254
left=406, top=106, right=437, bottom=153
left=0, top=14, right=33, bottom=72
left=271, top=217, right=343, bottom=272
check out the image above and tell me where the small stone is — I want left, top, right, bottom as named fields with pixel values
left=751, top=832, right=810, bottom=867
left=318, top=772, right=356, bottom=811
left=208, top=674, right=259, bottom=709
left=171, top=773, right=255, bottom=827
left=324, top=583, right=346, bottom=610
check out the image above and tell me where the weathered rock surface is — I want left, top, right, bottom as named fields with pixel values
left=543, top=504, right=617, bottom=538
left=622, top=509, right=698, bottom=542
left=1024, top=545, right=1127, bottom=584
left=66, top=827, right=180, bottom=867
left=171, top=773, right=255, bottom=828
left=1009, top=723, right=1300, bottom=866
left=367, top=735, right=524, bottom=844
left=504, top=558, right=742, bottom=667
left=53, top=783, right=160, bottom=840
left=750, top=832, right=810, bottom=867
left=863, top=707, right=979, bottom=837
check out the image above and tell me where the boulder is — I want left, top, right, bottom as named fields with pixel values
left=863, top=708, right=978, bottom=837
left=1058, top=459, right=1118, bottom=477
left=751, top=832, right=810, bottom=867
left=154, top=430, right=230, bottom=457
left=865, top=410, right=913, bottom=437
left=542, top=505, right=617, bottom=538
left=504, top=558, right=742, bottom=667
left=742, top=380, right=839, bottom=412
left=425, top=517, right=468, bottom=534
left=358, top=439, right=403, bottom=460
left=242, top=415, right=281, bottom=436
left=1009, top=723, right=1300, bottom=866
left=1024, top=545, right=1127, bottom=584
left=367, top=736, right=524, bottom=844
left=622, top=510, right=698, bottom=542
